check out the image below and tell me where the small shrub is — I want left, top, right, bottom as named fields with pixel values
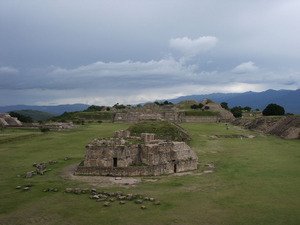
left=40, top=127, right=50, bottom=133
left=191, top=103, right=204, bottom=109
left=221, top=102, right=229, bottom=110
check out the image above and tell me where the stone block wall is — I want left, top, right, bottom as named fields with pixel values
left=140, top=142, right=173, bottom=166
left=84, top=145, right=141, bottom=168
left=75, top=163, right=175, bottom=176
left=115, top=130, right=130, bottom=138
left=79, top=131, right=198, bottom=176
left=141, top=133, right=155, bottom=143
left=111, top=109, right=233, bottom=123
left=76, top=159, right=198, bottom=176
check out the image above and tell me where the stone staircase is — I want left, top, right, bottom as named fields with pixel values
left=0, top=113, right=22, bottom=127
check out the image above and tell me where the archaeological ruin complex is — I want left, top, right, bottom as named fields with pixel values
left=111, top=100, right=234, bottom=123
left=76, top=130, right=198, bottom=176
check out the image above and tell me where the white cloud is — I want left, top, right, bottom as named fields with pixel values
left=169, top=36, right=218, bottom=57
left=1, top=56, right=298, bottom=106
left=232, top=61, right=259, bottom=74
left=0, top=66, right=18, bottom=74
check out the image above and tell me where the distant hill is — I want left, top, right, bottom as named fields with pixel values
left=0, top=104, right=90, bottom=115
left=167, top=89, right=300, bottom=114
left=1, top=89, right=299, bottom=116
left=11, top=110, right=57, bottom=121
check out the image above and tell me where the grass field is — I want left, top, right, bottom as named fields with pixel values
left=0, top=123, right=299, bottom=225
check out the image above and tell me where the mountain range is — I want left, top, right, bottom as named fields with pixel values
left=167, top=89, right=300, bottom=114
left=0, top=89, right=299, bottom=115
left=0, top=104, right=89, bottom=115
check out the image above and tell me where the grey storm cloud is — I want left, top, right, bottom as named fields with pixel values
left=0, top=0, right=300, bottom=106
left=232, top=62, right=259, bottom=74
left=169, top=36, right=218, bottom=57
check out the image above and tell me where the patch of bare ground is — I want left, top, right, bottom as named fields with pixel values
left=60, top=163, right=141, bottom=188
left=209, top=134, right=255, bottom=139
left=60, top=162, right=215, bottom=187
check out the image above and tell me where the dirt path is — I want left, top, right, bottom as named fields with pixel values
left=59, top=163, right=142, bottom=188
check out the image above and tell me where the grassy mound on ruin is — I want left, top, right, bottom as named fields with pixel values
left=50, top=111, right=113, bottom=122
left=127, top=121, right=190, bottom=142
left=184, top=110, right=219, bottom=116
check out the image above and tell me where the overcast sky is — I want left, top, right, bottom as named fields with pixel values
left=1, top=0, right=300, bottom=106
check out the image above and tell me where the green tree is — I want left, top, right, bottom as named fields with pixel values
left=190, top=103, right=204, bottom=110
left=243, top=106, right=252, bottom=112
left=220, top=102, right=229, bottom=110
left=40, top=127, right=50, bottom=133
left=263, top=104, right=285, bottom=116
left=84, top=105, right=105, bottom=112
left=9, top=111, right=33, bottom=123
left=113, top=103, right=126, bottom=110
left=231, top=106, right=242, bottom=118
left=155, top=101, right=173, bottom=106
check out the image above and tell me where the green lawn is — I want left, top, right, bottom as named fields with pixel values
left=0, top=123, right=299, bottom=225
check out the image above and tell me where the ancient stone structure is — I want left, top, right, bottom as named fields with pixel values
left=0, top=113, right=22, bottom=127
left=76, top=130, right=198, bottom=176
left=112, top=111, right=181, bottom=123
left=111, top=101, right=234, bottom=123
left=37, top=122, right=74, bottom=131
left=112, top=111, right=233, bottom=123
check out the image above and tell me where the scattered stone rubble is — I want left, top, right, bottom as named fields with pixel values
left=64, top=187, right=160, bottom=209
left=15, top=183, right=32, bottom=191
left=22, top=157, right=69, bottom=178
left=15, top=182, right=160, bottom=209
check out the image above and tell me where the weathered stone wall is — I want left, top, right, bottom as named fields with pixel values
left=84, top=144, right=141, bottom=167
left=79, top=131, right=198, bottom=176
left=112, top=111, right=180, bottom=123
left=141, top=133, right=155, bottom=143
left=112, top=110, right=233, bottom=123
left=115, top=130, right=130, bottom=138
left=140, top=142, right=172, bottom=166
left=75, top=163, right=174, bottom=176
left=76, top=159, right=197, bottom=176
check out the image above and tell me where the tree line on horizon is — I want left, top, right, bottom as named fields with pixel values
left=8, top=100, right=289, bottom=123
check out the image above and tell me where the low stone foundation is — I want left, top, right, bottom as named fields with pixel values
left=75, top=159, right=198, bottom=176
